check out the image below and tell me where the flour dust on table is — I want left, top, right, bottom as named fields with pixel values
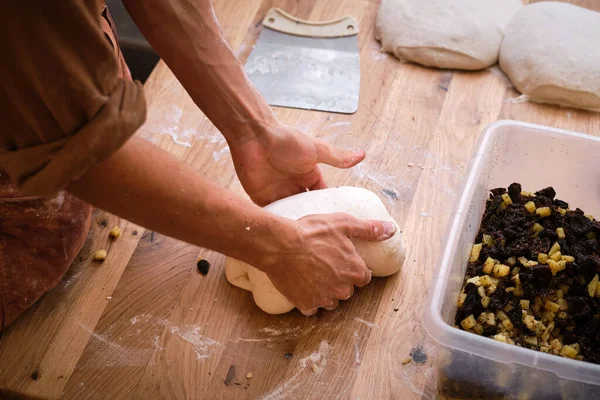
left=225, top=186, right=406, bottom=314
left=375, top=0, right=522, bottom=70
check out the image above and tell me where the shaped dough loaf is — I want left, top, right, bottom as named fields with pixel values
left=225, top=187, right=406, bottom=314
left=375, top=0, right=523, bottom=70
left=499, top=2, right=600, bottom=111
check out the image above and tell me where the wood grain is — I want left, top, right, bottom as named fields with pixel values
left=1, top=0, right=599, bottom=399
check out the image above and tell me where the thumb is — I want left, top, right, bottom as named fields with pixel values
left=332, top=213, right=397, bottom=241
left=314, top=138, right=365, bottom=168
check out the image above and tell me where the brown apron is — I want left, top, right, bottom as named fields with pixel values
left=0, top=6, right=131, bottom=332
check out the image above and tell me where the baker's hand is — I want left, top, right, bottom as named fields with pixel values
left=229, top=123, right=365, bottom=206
left=262, top=213, right=397, bottom=315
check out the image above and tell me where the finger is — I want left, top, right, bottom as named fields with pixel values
left=333, top=213, right=397, bottom=241
left=300, top=307, right=319, bottom=316
left=355, top=268, right=372, bottom=288
left=324, top=299, right=339, bottom=310
left=339, top=286, right=355, bottom=300
left=315, top=139, right=365, bottom=169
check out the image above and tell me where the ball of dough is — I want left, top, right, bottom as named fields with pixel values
left=499, top=2, right=600, bottom=111
left=225, top=187, right=406, bottom=314
left=375, top=0, right=523, bottom=70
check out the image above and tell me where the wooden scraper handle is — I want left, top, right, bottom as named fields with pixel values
left=261, top=8, right=359, bottom=38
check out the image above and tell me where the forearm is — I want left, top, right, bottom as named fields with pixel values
left=67, top=137, right=293, bottom=267
left=122, top=0, right=277, bottom=147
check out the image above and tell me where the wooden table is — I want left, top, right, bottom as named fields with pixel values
left=1, top=0, right=599, bottom=399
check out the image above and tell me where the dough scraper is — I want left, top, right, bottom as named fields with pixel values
left=244, top=8, right=360, bottom=114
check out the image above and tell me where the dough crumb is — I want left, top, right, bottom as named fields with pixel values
left=106, top=296, right=112, bottom=300
left=245, top=226, right=251, bottom=231
left=402, top=357, right=412, bottom=365
left=407, top=163, right=414, bottom=168
left=214, top=298, right=218, bottom=302
left=311, top=364, right=320, bottom=373
left=246, top=372, right=253, bottom=379
left=109, top=226, right=121, bottom=238
left=94, top=250, right=107, bottom=261
left=190, top=308, right=193, bottom=311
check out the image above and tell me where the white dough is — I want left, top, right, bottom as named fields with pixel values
left=225, top=187, right=406, bottom=314
left=499, top=2, right=600, bottom=111
left=375, top=0, right=523, bottom=70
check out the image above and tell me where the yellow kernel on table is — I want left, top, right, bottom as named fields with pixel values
left=502, top=193, right=513, bottom=205
left=561, top=345, right=578, bottom=359
left=93, top=250, right=107, bottom=261
left=532, top=223, right=544, bottom=234
left=562, top=255, right=575, bottom=263
left=461, top=315, right=477, bottom=330
left=536, top=207, right=551, bottom=218
left=556, top=227, right=566, bottom=239
left=481, top=296, right=491, bottom=308
left=524, top=201, right=536, bottom=213
left=401, top=357, right=412, bottom=365
left=545, top=300, right=560, bottom=313
left=549, top=242, right=561, bottom=256
left=457, top=293, right=467, bottom=307
left=557, top=208, right=567, bottom=216
left=246, top=372, right=253, bottom=379
left=486, top=313, right=496, bottom=326
left=483, top=234, right=495, bottom=246
left=483, top=258, right=496, bottom=274
left=311, top=363, right=320, bottom=373
left=550, top=251, right=562, bottom=262
left=520, top=300, right=530, bottom=310
left=469, top=243, right=483, bottom=263
left=537, top=253, right=548, bottom=264
left=588, top=275, right=599, bottom=297
left=505, top=287, right=516, bottom=293
left=109, top=226, right=121, bottom=238
left=511, top=267, right=520, bottom=276
left=506, top=256, right=517, bottom=266
left=493, top=264, right=511, bottom=278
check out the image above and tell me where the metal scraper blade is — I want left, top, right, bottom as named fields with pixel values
left=244, top=9, right=360, bottom=114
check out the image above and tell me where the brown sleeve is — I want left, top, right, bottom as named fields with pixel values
left=0, top=1, right=147, bottom=197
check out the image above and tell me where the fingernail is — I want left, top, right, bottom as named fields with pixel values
left=382, top=222, right=396, bottom=238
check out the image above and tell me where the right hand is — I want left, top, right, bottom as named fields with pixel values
left=262, top=213, right=397, bottom=316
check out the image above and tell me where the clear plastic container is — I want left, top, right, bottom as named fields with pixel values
left=424, top=120, right=600, bottom=399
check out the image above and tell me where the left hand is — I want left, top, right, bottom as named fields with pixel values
left=229, top=123, right=365, bottom=206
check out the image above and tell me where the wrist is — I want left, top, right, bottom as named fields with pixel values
left=242, top=215, right=301, bottom=272
left=221, top=112, right=281, bottom=149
